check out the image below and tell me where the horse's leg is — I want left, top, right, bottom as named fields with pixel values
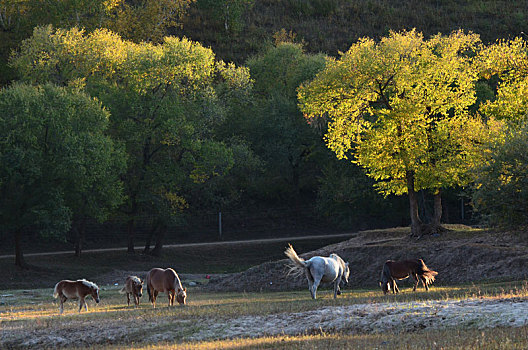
left=391, top=279, right=399, bottom=294
left=127, top=293, right=131, bottom=306
left=411, top=273, right=419, bottom=291
left=135, top=294, right=139, bottom=306
left=305, top=269, right=315, bottom=299
left=311, top=276, right=321, bottom=300
left=333, top=276, right=342, bottom=299
left=421, top=276, right=429, bottom=291
left=168, top=290, right=172, bottom=306
left=59, top=295, right=67, bottom=314
left=153, top=290, right=158, bottom=308
left=79, top=297, right=84, bottom=312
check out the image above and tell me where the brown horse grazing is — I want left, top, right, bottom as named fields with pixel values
left=53, top=279, right=100, bottom=314
left=145, top=268, right=187, bottom=308
left=119, top=276, right=143, bottom=307
left=379, top=259, right=438, bottom=294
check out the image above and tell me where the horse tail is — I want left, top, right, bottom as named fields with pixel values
left=417, top=259, right=438, bottom=285
left=146, top=273, right=152, bottom=302
left=119, top=286, right=127, bottom=294
left=53, top=282, right=60, bottom=298
left=284, top=244, right=307, bottom=268
left=284, top=244, right=311, bottom=278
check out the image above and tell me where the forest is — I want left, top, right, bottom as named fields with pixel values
left=1, top=0, right=528, bottom=267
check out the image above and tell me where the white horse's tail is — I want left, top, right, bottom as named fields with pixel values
left=53, top=282, right=60, bottom=298
left=284, top=244, right=311, bottom=278
left=119, top=286, right=127, bottom=294
left=284, top=244, right=307, bottom=268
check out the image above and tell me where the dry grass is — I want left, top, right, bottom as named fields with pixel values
left=101, top=327, right=528, bottom=350
left=2, top=280, right=528, bottom=349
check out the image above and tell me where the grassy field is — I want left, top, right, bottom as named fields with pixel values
left=2, top=228, right=528, bottom=349
left=2, top=281, right=528, bottom=349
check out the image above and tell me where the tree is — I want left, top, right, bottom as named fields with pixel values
left=195, top=0, right=253, bottom=35
left=242, top=42, right=328, bottom=207
left=11, top=26, right=251, bottom=254
left=0, top=0, right=121, bottom=86
left=299, top=30, right=486, bottom=236
left=0, top=83, right=124, bottom=267
left=108, top=0, right=194, bottom=43
left=472, top=123, right=528, bottom=226
left=478, top=37, right=528, bottom=125
left=472, top=37, right=528, bottom=227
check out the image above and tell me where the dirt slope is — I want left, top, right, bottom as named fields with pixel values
left=205, top=226, right=528, bottom=292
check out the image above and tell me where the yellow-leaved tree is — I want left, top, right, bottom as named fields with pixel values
left=299, top=30, right=489, bottom=237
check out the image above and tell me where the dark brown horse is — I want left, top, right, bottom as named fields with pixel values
left=379, top=259, right=438, bottom=294
left=120, top=276, right=143, bottom=307
left=145, top=268, right=186, bottom=308
left=53, top=279, right=100, bottom=314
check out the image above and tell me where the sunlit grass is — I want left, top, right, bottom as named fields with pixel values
left=2, top=279, right=528, bottom=348
left=3, top=280, right=528, bottom=324
left=73, top=327, right=528, bottom=350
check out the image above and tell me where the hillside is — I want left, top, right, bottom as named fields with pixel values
left=205, top=226, right=528, bottom=292
left=177, top=0, right=528, bottom=64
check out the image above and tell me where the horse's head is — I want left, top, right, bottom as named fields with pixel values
left=176, top=287, right=187, bottom=305
left=134, top=278, right=143, bottom=298
left=91, top=286, right=100, bottom=303
left=342, top=262, right=350, bottom=285
left=379, top=280, right=390, bottom=294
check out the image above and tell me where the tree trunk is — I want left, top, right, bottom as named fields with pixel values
left=406, top=170, right=422, bottom=237
left=151, top=225, right=166, bottom=257
left=127, top=218, right=135, bottom=254
left=14, top=228, right=27, bottom=268
left=143, top=221, right=160, bottom=254
left=74, top=217, right=87, bottom=257
left=432, top=189, right=442, bottom=228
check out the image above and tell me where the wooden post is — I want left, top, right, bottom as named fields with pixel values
left=218, top=211, right=222, bottom=240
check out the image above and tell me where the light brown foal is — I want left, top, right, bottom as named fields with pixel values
left=53, top=279, right=100, bottom=314
left=120, top=276, right=143, bottom=307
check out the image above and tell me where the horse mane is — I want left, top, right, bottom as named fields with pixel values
left=129, top=276, right=141, bottom=284
left=330, top=253, right=345, bottom=269
left=79, top=279, right=98, bottom=290
left=53, top=282, right=60, bottom=298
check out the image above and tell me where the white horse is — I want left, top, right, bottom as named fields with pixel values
left=285, top=244, right=350, bottom=299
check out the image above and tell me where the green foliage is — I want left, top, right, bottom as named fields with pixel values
left=0, top=83, right=123, bottom=239
left=285, top=0, right=340, bottom=18
left=244, top=43, right=328, bottom=202
left=195, top=0, right=253, bottom=35
left=472, top=124, right=528, bottom=226
left=478, top=37, right=528, bottom=125
left=10, top=27, right=252, bottom=231
left=107, top=0, right=194, bottom=43
left=0, top=0, right=193, bottom=86
left=248, top=42, right=326, bottom=99
left=472, top=36, right=528, bottom=228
